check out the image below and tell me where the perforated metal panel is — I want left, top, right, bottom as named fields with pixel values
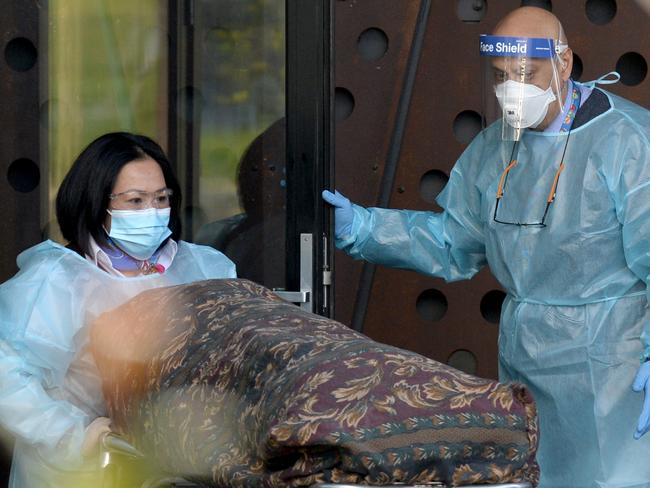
left=334, top=0, right=650, bottom=379
left=0, top=1, right=44, bottom=283
left=0, top=1, right=43, bottom=482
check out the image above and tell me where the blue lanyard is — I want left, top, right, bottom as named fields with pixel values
left=559, top=84, right=582, bottom=133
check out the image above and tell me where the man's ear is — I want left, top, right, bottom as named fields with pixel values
left=559, top=48, right=573, bottom=81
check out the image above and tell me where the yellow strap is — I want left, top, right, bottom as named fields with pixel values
left=496, top=159, right=518, bottom=199
left=547, top=162, right=565, bottom=203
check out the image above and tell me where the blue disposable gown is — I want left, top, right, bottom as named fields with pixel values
left=337, top=87, right=650, bottom=488
left=0, top=239, right=236, bottom=487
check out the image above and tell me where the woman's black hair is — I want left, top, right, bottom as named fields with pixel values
left=56, top=132, right=182, bottom=256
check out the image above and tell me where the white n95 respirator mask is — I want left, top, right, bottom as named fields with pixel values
left=494, top=80, right=557, bottom=129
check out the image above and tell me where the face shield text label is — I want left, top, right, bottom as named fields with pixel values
left=481, top=41, right=527, bottom=56
left=479, top=35, right=554, bottom=59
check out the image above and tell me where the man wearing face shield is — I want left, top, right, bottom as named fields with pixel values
left=482, top=33, right=569, bottom=141
left=323, top=6, right=650, bottom=487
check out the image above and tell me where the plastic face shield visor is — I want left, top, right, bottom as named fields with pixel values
left=480, top=35, right=566, bottom=141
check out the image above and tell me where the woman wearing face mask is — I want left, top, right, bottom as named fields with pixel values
left=0, top=132, right=236, bottom=487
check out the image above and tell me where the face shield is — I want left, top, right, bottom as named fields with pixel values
left=480, top=35, right=567, bottom=141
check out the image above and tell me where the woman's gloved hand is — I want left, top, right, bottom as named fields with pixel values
left=632, top=361, right=650, bottom=439
left=322, top=190, right=354, bottom=238
left=81, top=416, right=112, bottom=457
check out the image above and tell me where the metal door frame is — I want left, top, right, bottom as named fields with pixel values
left=285, top=0, right=334, bottom=317
left=168, top=0, right=334, bottom=316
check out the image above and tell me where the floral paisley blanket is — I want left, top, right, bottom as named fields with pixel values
left=91, top=279, right=539, bottom=487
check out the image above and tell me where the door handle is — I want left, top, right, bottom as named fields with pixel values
left=273, top=233, right=313, bottom=312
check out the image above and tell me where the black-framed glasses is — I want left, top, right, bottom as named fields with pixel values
left=493, top=132, right=572, bottom=227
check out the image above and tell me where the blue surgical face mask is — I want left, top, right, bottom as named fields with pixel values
left=106, top=207, right=172, bottom=260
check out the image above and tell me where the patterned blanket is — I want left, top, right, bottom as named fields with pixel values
left=91, top=279, right=539, bottom=487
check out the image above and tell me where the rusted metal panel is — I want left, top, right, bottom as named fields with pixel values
left=555, top=1, right=650, bottom=105
left=334, top=0, right=423, bottom=328
left=0, top=1, right=43, bottom=282
left=0, top=0, right=42, bottom=480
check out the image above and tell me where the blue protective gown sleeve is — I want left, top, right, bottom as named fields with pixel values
left=0, top=256, right=88, bottom=468
left=336, top=154, right=488, bottom=282
left=0, top=239, right=238, bottom=486
left=607, top=116, right=650, bottom=360
left=0, top=342, right=87, bottom=464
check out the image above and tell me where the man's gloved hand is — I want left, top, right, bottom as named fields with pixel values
left=322, top=190, right=354, bottom=238
left=632, top=361, right=650, bottom=439
left=81, top=416, right=112, bottom=457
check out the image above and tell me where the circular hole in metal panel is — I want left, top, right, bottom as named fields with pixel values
left=571, top=52, right=584, bottom=81
left=456, top=0, right=488, bottom=23
left=416, top=289, right=448, bottom=322
left=7, top=158, right=40, bottom=193
left=447, top=349, right=478, bottom=375
left=520, top=0, right=552, bottom=11
left=419, top=169, right=449, bottom=203
left=585, top=0, right=617, bottom=25
left=480, top=289, right=506, bottom=324
left=4, top=37, right=37, bottom=72
left=357, top=28, right=389, bottom=61
left=335, top=87, right=355, bottom=122
left=453, top=110, right=482, bottom=144
left=616, top=52, right=647, bottom=86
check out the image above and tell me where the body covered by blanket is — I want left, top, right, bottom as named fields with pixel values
left=91, top=279, right=539, bottom=487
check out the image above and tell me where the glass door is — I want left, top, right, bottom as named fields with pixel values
left=43, top=0, right=333, bottom=313
left=167, top=0, right=333, bottom=313
left=181, top=0, right=287, bottom=290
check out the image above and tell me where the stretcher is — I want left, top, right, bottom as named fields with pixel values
left=94, top=280, right=538, bottom=488
left=100, top=433, right=532, bottom=488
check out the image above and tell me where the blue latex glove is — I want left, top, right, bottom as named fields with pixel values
left=322, top=189, right=354, bottom=238
left=633, top=361, right=650, bottom=439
